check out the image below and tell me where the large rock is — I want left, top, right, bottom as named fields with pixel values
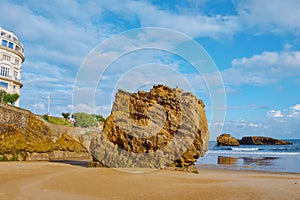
left=217, top=134, right=240, bottom=146
left=239, top=136, right=292, bottom=145
left=91, top=85, right=209, bottom=168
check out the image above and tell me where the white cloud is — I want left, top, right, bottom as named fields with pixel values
left=223, top=50, right=300, bottom=85
left=287, top=104, right=300, bottom=118
left=248, top=122, right=262, bottom=128
left=265, top=104, right=300, bottom=120
left=267, top=110, right=283, bottom=118
left=292, top=104, right=300, bottom=111
left=235, top=0, right=300, bottom=34
left=126, top=1, right=240, bottom=39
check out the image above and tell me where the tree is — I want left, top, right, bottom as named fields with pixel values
left=4, top=93, right=19, bottom=104
left=92, top=114, right=106, bottom=122
left=62, top=112, right=70, bottom=121
left=72, top=112, right=98, bottom=128
left=0, top=90, right=19, bottom=104
left=0, top=90, right=6, bottom=102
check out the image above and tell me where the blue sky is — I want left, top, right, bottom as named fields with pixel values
left=1, top=0, right=300, bottom=140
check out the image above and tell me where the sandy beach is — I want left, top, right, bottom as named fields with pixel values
left=0, top=161, right=299, bottom=200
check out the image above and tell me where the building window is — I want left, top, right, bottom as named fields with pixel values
left=2, top=39, right=8, bottom=47
left=14, top=70, right=18, bottom=80
left=0, top=32, right=5, bottom=36
left=0, top=66, right=10, bottom=77
left=13, top=85, right=17, bottom=89
left=0, top=81, right=8, bottom=89
left=15, top=58, right=20, bottom=65
left=15, top=46, right=21, bottom=52
left=3, top=54, right=11, bottom=62
left=8, top=42, right=13, bottom=49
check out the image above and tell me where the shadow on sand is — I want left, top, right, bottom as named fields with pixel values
left=50, top=160, right=91, bottom=168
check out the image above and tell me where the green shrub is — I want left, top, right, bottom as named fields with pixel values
left=0, top=90, right=19, bottom=104
left=43, top=114, right=49, bottom=121
left=62, top=112, right=70, bottom=120
left=93, top=114, right=106, bottom=122
left=72, top=112, right=98, bottom=128
left=1, top=154, right=8, bottom=161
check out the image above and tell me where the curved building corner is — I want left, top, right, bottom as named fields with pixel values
left=0, top=27, right=25, bottom=107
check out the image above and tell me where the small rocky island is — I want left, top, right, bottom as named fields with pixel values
left=217, top=133, right=292, bottom=146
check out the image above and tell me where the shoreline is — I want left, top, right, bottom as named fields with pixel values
left=198, top=140, right=300, bottom=174
left=197, top=163, right=300, bottom=175
left=1, top=161, right=299, bottom=200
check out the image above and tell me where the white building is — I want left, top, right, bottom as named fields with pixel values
left=0, top=27, right=25, bottom=107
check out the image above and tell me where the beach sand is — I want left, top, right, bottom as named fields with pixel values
left=0, top=161, right=299, bottom=200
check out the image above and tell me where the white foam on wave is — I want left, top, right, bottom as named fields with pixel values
left=206, top=150, right=300, bottom=156
left=231, top=147, right=260, bottom=151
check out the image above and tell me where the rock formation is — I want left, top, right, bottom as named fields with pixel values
left=239, top=136, right=292, bottom=145
left=216, top=134, right=292, bottom=146
left=0, top=103, right=89, bottom=161
left=90, top=85, right=209, bottom=168
left=217, top=134, right=240, bottom=146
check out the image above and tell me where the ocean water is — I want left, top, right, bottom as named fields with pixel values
left=197, top=139, right=300, bottom=173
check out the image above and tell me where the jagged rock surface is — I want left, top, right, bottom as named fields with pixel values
left=217, top=134, right=240, bottom=146
left=91, top=85, right=209, bottom=168
left=239, top=136, right=292, bottom=145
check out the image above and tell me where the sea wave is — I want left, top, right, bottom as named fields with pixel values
left=231, top=147, right=259, bottom=151
left=206, top=150, right=300, bottom=156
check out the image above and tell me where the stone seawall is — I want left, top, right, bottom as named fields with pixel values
left=0, top=102, right=31, bottom=130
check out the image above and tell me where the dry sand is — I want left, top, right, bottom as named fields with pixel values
left=0, top=161, right=299, bottom=200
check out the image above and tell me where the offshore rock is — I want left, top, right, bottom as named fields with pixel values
left=90, top=85, right=209, bottom=168
left=217, top=134, right=240, bottom=146
left=239, top=136, right=292, bottom=145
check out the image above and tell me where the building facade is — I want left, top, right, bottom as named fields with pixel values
left=0, top=27, right=24, bottom=107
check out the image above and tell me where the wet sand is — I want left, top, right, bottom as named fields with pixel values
left=0, top=161, right=299, bottom=200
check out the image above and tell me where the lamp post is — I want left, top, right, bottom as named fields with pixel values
left=42, top=92, right=51, bottom=115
